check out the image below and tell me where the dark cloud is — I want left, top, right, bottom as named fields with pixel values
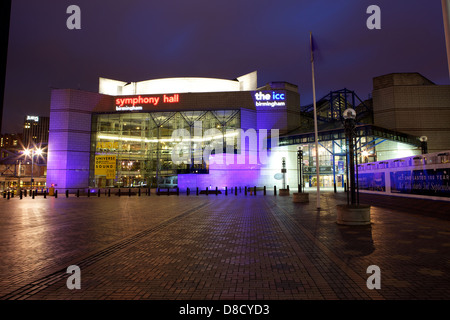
left=3, top=0, right=449, bottom=133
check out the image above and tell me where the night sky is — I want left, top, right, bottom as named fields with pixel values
left=2, top=0, right=449, bottom=133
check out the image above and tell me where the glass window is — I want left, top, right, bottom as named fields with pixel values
left=90, top=110, right=240, bottom=188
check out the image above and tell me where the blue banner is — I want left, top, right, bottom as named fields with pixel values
left=390, top=169, right=450, bottom=197
left=390, top=171, right=411, bottom=194
left=358, top=172, right=385, bottom=192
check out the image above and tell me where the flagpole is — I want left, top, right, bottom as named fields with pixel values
left=310, top=32, right=321, bottom=209
left=443, top=0, right=450, bottom=79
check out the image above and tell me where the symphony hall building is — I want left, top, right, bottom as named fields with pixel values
left=46, top=71, right=447, bottom=192
left=47, top=71, right=302, bottom=190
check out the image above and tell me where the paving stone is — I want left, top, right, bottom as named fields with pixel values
left=0, top=192, right=449, bottom=300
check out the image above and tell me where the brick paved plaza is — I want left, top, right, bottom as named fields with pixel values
left=0, top=190, right=450, bottom=301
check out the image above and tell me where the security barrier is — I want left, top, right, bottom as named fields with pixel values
left=2, top=185, right=300, bottom=200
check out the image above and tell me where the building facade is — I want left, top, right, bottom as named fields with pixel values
left=22, top=115, right=49, bottom=148
left=46, top=72, right=303, bottom=191
left=46, top=71, right=446, bottom=192
left=372, top=73, right=450, bottom=153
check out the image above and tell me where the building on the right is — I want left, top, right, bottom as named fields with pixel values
left=372, top=72, right=450, bottom=154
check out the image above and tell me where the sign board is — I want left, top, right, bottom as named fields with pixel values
left=252, top=90, right=286, bottom=107
left=357, top=172, right=386, bottom=192
left=26, top=115, right=39, bottom=122
left=274, top=173, right=283, bottom=180
left=390, top=169, right=450, bottom=198
left=94, top=155, right=116, bottom=179
left=115, top=94, right=180, bottom=111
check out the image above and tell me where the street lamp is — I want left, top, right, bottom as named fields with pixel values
left=343, top=108, right=357, bottom=205
left=297, top=147, right=303, bottom=193
left=293, top=146, right=309, bottom=203
left=23, top=147, right=43, bottom=189
left=336, top=108, right=371, bottom=225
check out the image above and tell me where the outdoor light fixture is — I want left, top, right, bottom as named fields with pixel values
left=336, top=107, right=371, bottom=225
left=420, top=136, right=428, bottom=154
left=297, top=146, right=303, bottom=193
left=22, top=147, right=44, bottom=189
left=343, top=108, right=356, bottom=120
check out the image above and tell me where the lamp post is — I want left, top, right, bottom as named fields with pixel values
left=292, top=146, right=309, bottom=203
left=297, top=147, right=303, bottom=193
left=23, top=147, right=43, bottom=189
left=336, top=108, right=371, bottom=225
left=343, top=108, right=357, bottom=205
left=420, top=136, right=428, bottom=154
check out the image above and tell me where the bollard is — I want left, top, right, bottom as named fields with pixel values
left=11, top=191, right=14, bottom=198
left=264, top=186, right=266, bottom=196
left=7, top=191, right=10, bottom=200
left=98, top=189, right=101, bottom=197
left=29, top=189, right=32, bottom=197
left=215, top=186, right=218, bottom=196
left=24, top=190, right=27, bottom=197
left=148, top=188, right=151, bottom=196
left=66, top=190, right=69, bottom=198
left=77, top=189, right=80, bottom=197
left=157, top=188, right=160, bottom=196
left=245, top=186, right=247, bottom=196
left=196, top=187, right=199, bottom=196
left=105, top=189, right=107, bottom=196
left=254, top=186, right=256, bottom=196
left=206, top=187, right=208, bottom=196
left=187, top=187, right=190, bottom=196
left=108, top=189, right=111, bottom=197
left=118, top=189, right=121, bottom=197
left=240, top=187, right=241, bottom=193
left=44, top=190, right=47, bottom=199
left=129, top=189, right=131, bottom=197
left=32, top=190, right=35, bottom=199
left=20, top=190, right=23, bottom=199
left=235, top=186, right=237, bottom=196
left=177, top=187, right=179, bottom=196
left=167, top=188, right=170, bottom=196
left=225, top=186, right=227, bottom=196
left=88, top=190, right=90, bottom=197
left=274, top=186, right=277, bottom=196
left=55, top=190, right=58, bottom=198
left=287, top=185, right=290, bottom=191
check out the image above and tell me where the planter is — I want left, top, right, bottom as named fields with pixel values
left=336, top=204, right=371, bottom=225
left=292, top=192, right=309, bottom=203
left=278, top=189, right=290, bottom=196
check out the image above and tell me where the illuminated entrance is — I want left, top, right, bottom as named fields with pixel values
left=89, top=110, right=241, bottom=188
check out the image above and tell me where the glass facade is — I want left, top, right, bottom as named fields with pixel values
left=298, top=136, right=378, bottom=188
left=89, top=110, right=241, bottom=188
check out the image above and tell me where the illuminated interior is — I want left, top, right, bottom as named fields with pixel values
left=90, top=110, right=241, bottom=188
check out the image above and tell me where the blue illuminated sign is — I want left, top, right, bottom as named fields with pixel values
left=252, top=90, right=286, bottom=107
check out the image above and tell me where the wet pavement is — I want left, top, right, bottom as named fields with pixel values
left=0, top=190, right=449, bottom=300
